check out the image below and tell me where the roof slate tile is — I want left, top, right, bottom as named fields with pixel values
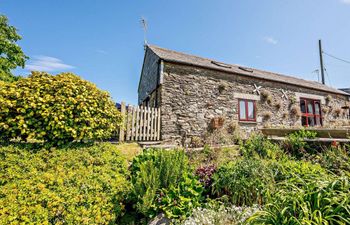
left=148, top=45, right=349, bottom=96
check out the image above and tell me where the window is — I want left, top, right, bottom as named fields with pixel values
left=300, top=98, right=322, bottom=127
left=238, top=99, right=256, bottom=122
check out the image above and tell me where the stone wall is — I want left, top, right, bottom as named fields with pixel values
left=160, top=62, right=349, bottom=145
left=141, top=87, right=161, bottom=108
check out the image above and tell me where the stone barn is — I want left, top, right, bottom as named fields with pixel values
left=138, top=45, right=350, bottom=146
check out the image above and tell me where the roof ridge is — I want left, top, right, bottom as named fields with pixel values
left=148, top=44, right=226, bottom=64
left=147, top=45, right=349, bottom=96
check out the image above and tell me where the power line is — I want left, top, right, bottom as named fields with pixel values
left=324, top=66, right=333, bottom=87
left=323, top=51, right=350, bottom=65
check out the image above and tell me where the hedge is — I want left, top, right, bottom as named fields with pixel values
left=0, top=72, right=123, bottom=145
left=0, top=143, right=130, bottom=224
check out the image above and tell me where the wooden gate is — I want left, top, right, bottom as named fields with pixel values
left=119, top=102, right=161, bottom=142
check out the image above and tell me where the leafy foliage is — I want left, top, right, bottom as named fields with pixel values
left=0, top=72, right=123, bottom=145
left=240, top=133, right=285, bottom=160
left=130, top=149, right=203, bottom=219
left=131, top=148, right=188, bottom=188
left=212, top=159, right=274, bottom=206
left=158, top=175, right=203, bottom=219
left=0, top=143, right=131, bottom=224
left=268, top=159, right=329, bottom=182
left=308, top=146, right=350, bottom=176
left=186, top=145, right=240, bottom=168
left=283, top=129, right=317, bottom=158
left=248, top=178, right=350, bottom=224
left=0, top=15, right=28, bottom=82
left=195, top=164, right=216, bottom=188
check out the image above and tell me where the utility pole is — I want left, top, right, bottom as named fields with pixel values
left=319, top=40, right=325, bottom=85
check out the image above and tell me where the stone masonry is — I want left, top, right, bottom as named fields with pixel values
left=159, top=62, right=349, bottom=145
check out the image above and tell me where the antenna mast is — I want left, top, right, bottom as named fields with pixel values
left=141, top=17, right=148, bottom=47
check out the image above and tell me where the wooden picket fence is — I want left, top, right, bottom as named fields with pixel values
left=119, top=102, right=161, bottom=142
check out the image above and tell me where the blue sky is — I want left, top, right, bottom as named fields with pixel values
left=2, top=0, right=350, bottom=104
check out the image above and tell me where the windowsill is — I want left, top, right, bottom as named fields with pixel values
left=239, top=120, right=257, bottom=124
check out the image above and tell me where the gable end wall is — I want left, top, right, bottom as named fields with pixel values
left=138, top=48, right=160, bottom=104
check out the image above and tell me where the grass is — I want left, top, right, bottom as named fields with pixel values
left=116, top=142, right=142, bottom=161
left=187, top=145, right=240, bottom=168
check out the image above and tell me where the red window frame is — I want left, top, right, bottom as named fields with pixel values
left=300, top=98, right=323, bottom=127
left=238, top=99, right=257, bottom=122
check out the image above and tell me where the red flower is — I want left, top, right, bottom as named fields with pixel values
left=331, top=141, right=338, bottom=147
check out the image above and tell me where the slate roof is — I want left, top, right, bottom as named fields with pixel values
left=339, top=88, right=350, bottom=94
left=148, top=45, right=349, bottom=96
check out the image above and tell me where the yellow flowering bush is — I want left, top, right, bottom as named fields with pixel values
left=0, top=72, right=123, bottom=145
left=0, top=143, right=131, bottom=224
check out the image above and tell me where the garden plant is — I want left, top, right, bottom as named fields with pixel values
left=0, top=72, right=123, bottom=146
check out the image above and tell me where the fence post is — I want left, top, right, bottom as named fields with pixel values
left=126, top=105, right=131, bottom=141
left=135, top=106, right=140, bottom=140
left=119, top=102, right=126, bottom=142
left=145, top=106, right=150, bottom=141
left=150, top=107, right=154, bottom=140
left=131, top=106, right=136, bottom=141
left=140, top=106, right=144, bottom=140
left=157, top=107, right=161, bottom=140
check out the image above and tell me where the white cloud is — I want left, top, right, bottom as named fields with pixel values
left=96, top=49, right=108, bottom=54
left=263, top=36, right=278, bottom=45
left=341, top=0, right=350, bottom=4
left=26, top=56, right=75, bottom=72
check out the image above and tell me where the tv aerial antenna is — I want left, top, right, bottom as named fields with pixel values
left=140, top=17, right=148, bottom=46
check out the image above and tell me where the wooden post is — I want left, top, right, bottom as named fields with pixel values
left=154, top=108, right=158, bottom=140
left=135, top=106, right=140, bottom=141
left=140, top=106, right=144, bottom=140
left=157, top=107, right=161, bottom=140
left=150, top=107, right=154, bottom=140
left=145, top=106, right=150, bottom=141
left=131, top=106, right=136, bottom=141
left=119, top=102, right=126, bottom=142
left=126, top=105, right=130, bottom=141
left=149, top=107, right=153, bottom=140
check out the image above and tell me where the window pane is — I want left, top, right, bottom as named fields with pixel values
left=316, top=116, right=321, bottom=126
left=239, top=100, right=246, bottom=120
left=301, top=116, right=307, bottom=126
left=247, top=101, right=255, bottom=119
left=300, top=100, right=306, bottom=113
left=315, top=102, right=320, bottom=115
left=307, top=102, right=314, bottom=114
left=308, top=116, right=315, bottom=126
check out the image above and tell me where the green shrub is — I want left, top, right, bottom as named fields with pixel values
left=186, top=146, right=240, bottom=168
left=131, top=148, right=188, bottom=188
left=130, top=149, right=203, bottom=219
left=313, top=146, right=350, bottom=176
left=241, top=133, right=285, bottom=160
left=248, top=177, right=350, bottom=224
left=0, top=143, right=131, bottom=224
left=0, top=72, right=123, bottom=145
left=158, top=175, right=203, bottom=219
left=283, top=129, right=317, bottom=158
left=268, top=159, right=329, bottom=183
left=212, top=159, right=274, bottom=206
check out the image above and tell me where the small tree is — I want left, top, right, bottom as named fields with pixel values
left=0, top=15, right=28, bottom=82
left=0, top=72, right=123, bottom=145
